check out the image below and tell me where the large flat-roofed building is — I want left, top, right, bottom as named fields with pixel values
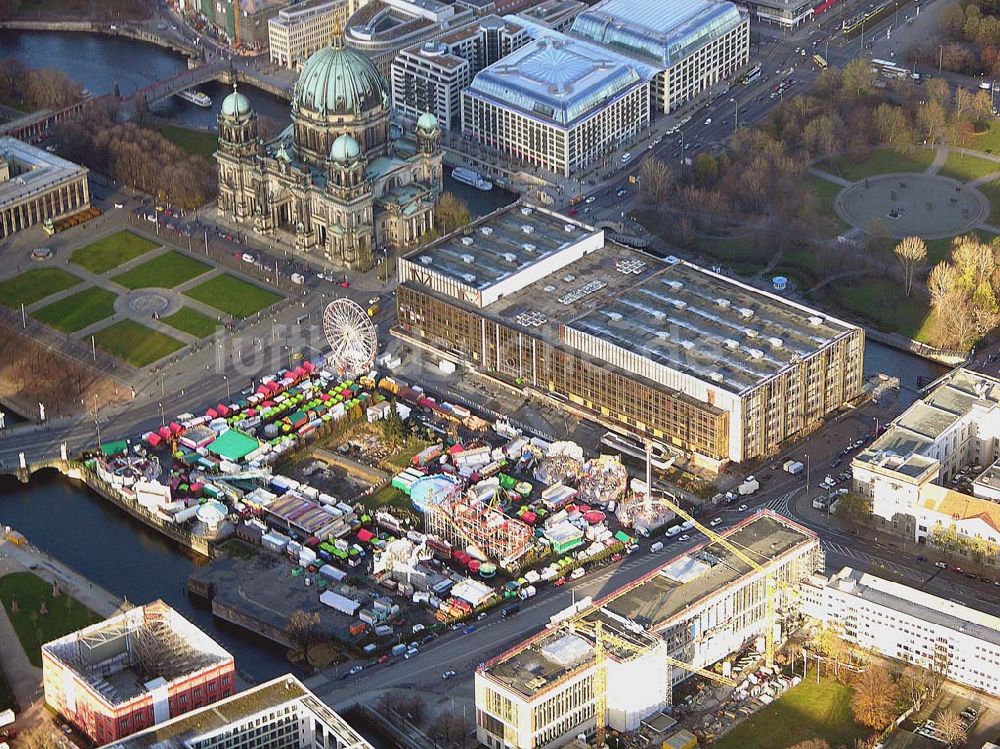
left=571, top=0, right=749, bottom=113
left=852, top=368, right=1000, bottom=556
left=0, top=136, right=90, bottom=239
left=801, top=567, right=1000, bottom=695
left=515, top=0, right=585, bottom=31
left=396, top=203, right=864, bottom=469
left=461, top=20, right=659, bottom=177
left=268, top=0, right=361, bottom=69
left=475, top=513, right=822, bottom=749
left=104, top=674, right=373, bottom=749
left=391, top=15, right=528, bottom=129
left=739, top=0, right=814, bottom=28
left=42, top=601, right=236, bottom=746
left=345, top=0, right=477, bottom=76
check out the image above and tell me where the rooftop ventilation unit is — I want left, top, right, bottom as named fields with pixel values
left=724, top=339, right=739, bottom=349
left=503, top=252, right=519, bottom=262
left=747, top=348, right=764, bottom=359
left=521, top=245, right=535, bottom=254
left=681, top=340, right=695, bottom=350
left=461, top=254, right=474, bottom=264
left=544, top=285, right=556, bottom=292
left=664, top=255, right=680, bottom=264
left=738, top=307, right=754, bottom=319
left=666, top=280, right=683, bottom=291
left=715, top=298, right=731, bottom=308
left=419, top=255, right=432, bottom=265
left=655, top=330, right=670, bottom=339
left=745, top=329, right=758, bottom=338
left=460, top=236, right=474, bottom=246
left=480, top=226, right=493, bottom=236
left=808, top=315, right=824, bottom=326
left=563, top=274, right=576, bottom=282
left=521, top=225, right=534, bottom=234
left=605, top=311, right=622, bottom=321
left=768, top=337, right=784, bottom=348
left=709, top=372, right=724, bottom=382
left=460, top=273, right=476, bottom=283
left=520, top=206, right=533, bottom=215
left=671, top=300, right=687, bottom=310
left=564, top=224, right=575, bottom=232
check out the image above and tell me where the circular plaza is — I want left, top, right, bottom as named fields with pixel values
left=836, top=173, right=989, bottom=239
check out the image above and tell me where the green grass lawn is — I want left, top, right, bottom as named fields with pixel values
left=183, top=274, right=282, bottom=318
left=162, top=307, right=220, bottom=338
left=92, top=320, right=184, bottom=366
left=807, top=174, right=851, bottom=234
left=924, top=231, right=988, bottom=264
left=155, top=124, right=219, bottom=159
left=34, top=287, right=117, bottom=332
left=70, top=230, right=159, bottom=274
left=831, top=278, right=934, bottom=342
left=976, top=179, right=1000, bottom=224
left=0, top=267, right=82, bottom=307
left=823, top=148, right=936, bottom=182
left=111, top=250, right=211, bottom=290
left=0, top=572, right=102, bottom=668
left=711, top=668, right=867, bottom=749
left=971, top=120, right=1000, bottom=155
left=937, top=151, right=1000, bottom=182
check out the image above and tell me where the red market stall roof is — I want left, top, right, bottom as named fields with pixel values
left=583, top=510, right=606, bottom=524
left=303, top=360, right=316, bottom=372
left=158, top=426, right=171, bottom=440
left=144, top=433, right=162, bottom=447
left=205, top=408, right=218, bottom=419
left=169, top=422, right=183, bottom=434
left=357, top=528, right=374, bottom=543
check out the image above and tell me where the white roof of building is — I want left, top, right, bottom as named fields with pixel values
left=0, top=136, right=88, bottom=210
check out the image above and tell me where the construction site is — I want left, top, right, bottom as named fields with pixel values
left=474, top=512, right=823, bottom=749
left=41, top=600, right=236, bottom=745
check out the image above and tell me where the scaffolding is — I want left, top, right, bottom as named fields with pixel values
left=424, top=486, right=535, bottom=570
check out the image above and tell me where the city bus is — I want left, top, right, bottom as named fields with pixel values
left=872, top=58, right=916, bottom=80
left=742, top=63, right=762, bottom=84
left=812, top=54, right=828, bottom=69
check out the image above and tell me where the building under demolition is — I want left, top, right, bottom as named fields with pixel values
left=42, top=601, right=236, bottom=745
left=474, top=512, right=822, bottom=749
left=396, top=203, right=864, bottom=470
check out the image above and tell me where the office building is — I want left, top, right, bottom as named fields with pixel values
left=801, top=567, right=1000, bottom=695
left=852, top=368, right=1000, bottom=556
left=0, top=137, right=90, bottom=239
left=217, top=29, right=442, bottom=270
left=475, top=513, right=822, bottom=749
left=268, top=0, right=362, bottom=69
left=461, top=20, right=659, bottom=177
left=516, top=0, right=585, bottom=31
left=391, top=15, right=527, bottom=129
left=396, top=203, right=864, bottom=469
left=197, top=0, right=286, bottom=48
left=571, top=0, right=749, bottom=113
left=739, top=0, right=814, bottom=28
left=344, top=0, right=477, bottom=77
left=42, top=601, right=236, bottom=746
left=104, top=675, right=373, bottom=748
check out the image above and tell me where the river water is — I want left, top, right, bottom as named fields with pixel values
left=0, top=25, right=950, bottom=684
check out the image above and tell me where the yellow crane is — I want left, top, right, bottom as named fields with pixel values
left=566, top=619, right=736, bottom=748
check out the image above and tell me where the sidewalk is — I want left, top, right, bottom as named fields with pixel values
left=0, top=556, right=43, bottom=710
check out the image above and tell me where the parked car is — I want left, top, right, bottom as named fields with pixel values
left=935, top=561, right=947, bottom=569
left=709, top=517, right=723, bottom=527
left=348, top=665, right=363, bottom=675
left=442, top=670, right=457, bottom=680
left=737, top=504, right=748, bottom=512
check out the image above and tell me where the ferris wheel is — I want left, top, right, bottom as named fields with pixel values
left=323, top=298, right=378, bottom=374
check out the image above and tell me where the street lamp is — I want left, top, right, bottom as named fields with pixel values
left=805, top=453, right=811, bottom=492
left=223, top=374, right=231, bottom=401
left=730, top=97, right=739, bottom=133
left=158, top=402, right=165, bottom=426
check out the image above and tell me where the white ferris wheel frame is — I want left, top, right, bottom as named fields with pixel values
left=322, top=298, right=378, bottom=374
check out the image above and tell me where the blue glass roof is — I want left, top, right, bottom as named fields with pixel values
left=571, top=0, right=746, bottom=67
left=466, top=20, right=659, bottom=127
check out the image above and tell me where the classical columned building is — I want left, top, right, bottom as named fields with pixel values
left=0, top=137, right=90, bottom=239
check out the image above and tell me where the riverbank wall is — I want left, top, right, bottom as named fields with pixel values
left=0, top=20, right=198, bottom=58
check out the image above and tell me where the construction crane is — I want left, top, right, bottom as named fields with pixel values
left=645, top=490, right=786, bottom=669
left=566, top=619, right=736, bottom=748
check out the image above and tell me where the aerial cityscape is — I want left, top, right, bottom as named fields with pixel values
left=1, top=0, right=1000, bottom=747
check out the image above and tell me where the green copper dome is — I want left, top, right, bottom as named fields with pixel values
left=416, top=112, right=438, bottom=132
left=330, top=133, right=361, bottom=162
left=221, top=85, right=252, bottom=119
left=294, top=40, right=388, bottom=117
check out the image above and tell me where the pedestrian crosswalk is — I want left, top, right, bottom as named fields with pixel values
left=758, top=490, right=796, bottom=516
left=820, top=539, right=920, bottom=580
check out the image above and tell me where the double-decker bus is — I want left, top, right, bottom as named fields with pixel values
left=872, top=58, right=915, bottom=80
left=742, top=63, right=762, bottom=84
left=812, top=54, right=828, bottom=69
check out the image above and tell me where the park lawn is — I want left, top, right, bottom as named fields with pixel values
left=0, top=267, right=83, bottom=307
left=112, top=250, right=211, bottom=290
left=976, top=179, right=1000, bottom=224
left=34, top=287, right=117, bottom=332
left=937, top=152, right=1000, bottom=182
left=807, top=174, right=850, bottom=234
left=0, top=572, right=102, bottom=668
left=823, top=148, right=935, bottom=182
left=925, top=230, right=988, bottom=264
left=70, top=230, right=159, bottom=274
left=711, top=668, right=867, bottom=749
left=184, top=274, right=282, bottom=318
left=92, top=320, right=184, bottom=366
left=832, top=278, right=935, bottom=343
left=971, top=119, right=1000, bottom=155
left=364, top=484, right=413, bottom=514
left=162, top=307, right=220, bottom=338
left=156, top=124, right=219, bottom=159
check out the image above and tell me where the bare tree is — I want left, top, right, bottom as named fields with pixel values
left=789, top=741, right=831, bottom=749
left=285, top=610, right=321, bottom=656
left=639, top=157, right=674, bottom=203
left=894, top=236, right=928, bottom=296
left=935, top=710, right=968, bottom=747
left=851, top=668, right=902, bottom=730
left=434, top=192, right=471, bottom=235
left=431, top=709, right=472, bottom=747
